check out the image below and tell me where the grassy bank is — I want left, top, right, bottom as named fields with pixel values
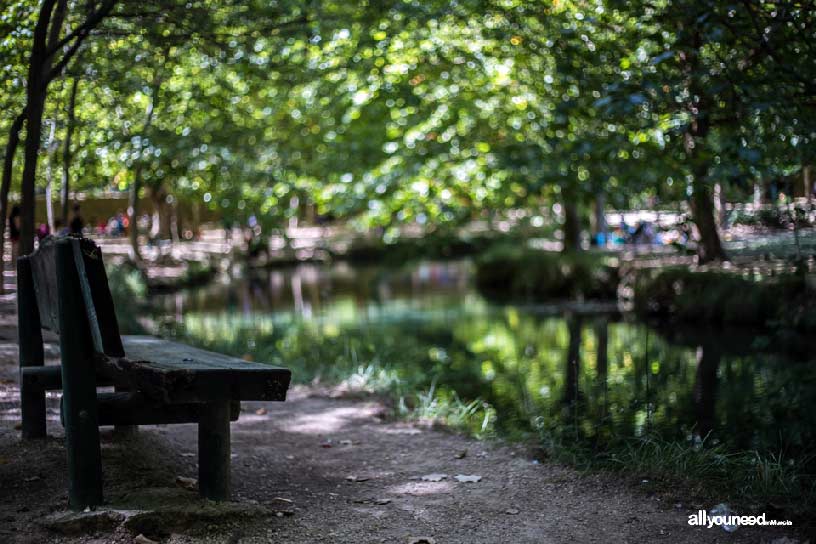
left=538, top=429, right=815, bottom=524
left=475, top=245, right=619, bottom=300
left=633, top=267, right=816, bottom=332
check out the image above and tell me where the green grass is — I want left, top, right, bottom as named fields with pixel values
left=537, top=427, right=816, bottom=521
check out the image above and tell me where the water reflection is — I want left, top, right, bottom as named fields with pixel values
left=150, top=260, right=816, bottom=467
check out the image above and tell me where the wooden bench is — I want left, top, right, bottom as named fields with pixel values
left=17, top=236, right=291, bottom=509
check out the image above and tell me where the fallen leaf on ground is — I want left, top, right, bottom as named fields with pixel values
left=505, top=508, right=520, bottom=515
left=271, top=497, right=293, bottom=504
left=352, top=497, right=391, bottom=505
left=175, top=476, right=197, bottom=490
left=409, top=538, right=436, bottom=544
left=255, top=408, right=267, bottom=415
left=134, top=535, right=159, bottom=544
left=454, top=450, right=467, bottom=459
left=242, top=353, right=254, bottom=362
left=420, top=473, right=447, bottom=482
left=454, top=474, right=482, bottom=483
left=345, top=475, right=370, bottom=482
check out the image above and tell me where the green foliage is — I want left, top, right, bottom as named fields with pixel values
left=4, top=0, right=814, bottom=248
left=342, top=232, right=504, bottom=264
left=634, top=268, right=816, bottom=330
left=105, top=260, right=148, bottom=333
left=475, top=245, right=619, bottom=300
left=538, top=430, right=816, bottom=520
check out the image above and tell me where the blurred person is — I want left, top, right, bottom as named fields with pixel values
left=8, top=205, right=21, bottom=264
left=36, top=223, right=50, bottom=241
left=69, top=203, right=84, bottom=235
left=55, top=219, right=68, bottom=236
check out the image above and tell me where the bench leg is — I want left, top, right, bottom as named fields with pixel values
left=198, top=400, right=231, bottom=501
left=21, top=383, right=47, bottom=439
left=17, top=257, right=46, bottom=439
left=55, top=241, right=103, bottom=510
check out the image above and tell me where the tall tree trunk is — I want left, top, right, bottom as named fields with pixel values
left=690, top=174, right=727, bottom=263
left=149, top=187, right=172, bottom=240
left=562, top=185, right=582, bottom=253
left=129, top=68, right=165, bottom=261
left=129, top=163, right=143, bottom=259
left=61, top=76, right=79, bottom=224
left=44, top=120, right=57, bottom=233
left=679, top=24, right=728, bottom=264
left=0, top=111, right=26, bottom=294
left=19, top=0, right=59, bottom=256
left=18, top=0, right=113, bottom=255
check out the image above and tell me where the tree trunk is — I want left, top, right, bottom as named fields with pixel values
left=61, top=76, right=79, bottom=224
left=19, top=0, right=59, bottom=256
left=0, top=112, right=26, bottom=294
left=562, top=186, right=582, bottom=253
left=149, top=187, right=172, bottom=240
left=129, top=69, right=164, bottom=261
left=44, top=120, right=57, bottom=233
left=18, top=0, right=113, bottom=255
left=678, top=24, right=728, bottom=264
left=129, top=164, right=143, bottom=259
left=690, top=175, right=727, bottom=263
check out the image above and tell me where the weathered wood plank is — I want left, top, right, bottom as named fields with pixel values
left=95, top=336, right=291, bottom=404
left=28, top=236, right=124, bottom=356
left=28, top=237, right=60, bottom=332
left=94, top=392, right=240, bottom=426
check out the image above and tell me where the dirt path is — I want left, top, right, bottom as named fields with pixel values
left=0, top=295, right=800, bottom=543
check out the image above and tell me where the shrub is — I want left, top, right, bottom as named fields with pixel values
left=634, top=267, right=816, bottom=331
left=475, top=245, right=619, bottom=301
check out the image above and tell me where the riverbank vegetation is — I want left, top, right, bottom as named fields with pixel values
left=634, top=267, right=816, bottom=332
left=150, top=305, right=815, bottom=520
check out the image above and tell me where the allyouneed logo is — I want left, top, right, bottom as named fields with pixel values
left=688, top=510, right=792, bottom=530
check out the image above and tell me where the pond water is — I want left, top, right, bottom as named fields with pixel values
left=148, top=260, right=816, bottom=468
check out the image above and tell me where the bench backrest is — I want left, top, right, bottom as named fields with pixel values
left=18, top=236, right=125, bottom=359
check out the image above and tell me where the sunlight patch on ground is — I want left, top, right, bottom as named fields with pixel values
left=277, top=404, right=382, bottom=434
left=388, top=481, right=455, bottom=496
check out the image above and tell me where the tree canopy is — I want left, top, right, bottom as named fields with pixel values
left=2, top=0, right=815, bottom=261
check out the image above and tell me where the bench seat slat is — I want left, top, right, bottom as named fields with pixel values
left=96, top=336, right=291, bottom=404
